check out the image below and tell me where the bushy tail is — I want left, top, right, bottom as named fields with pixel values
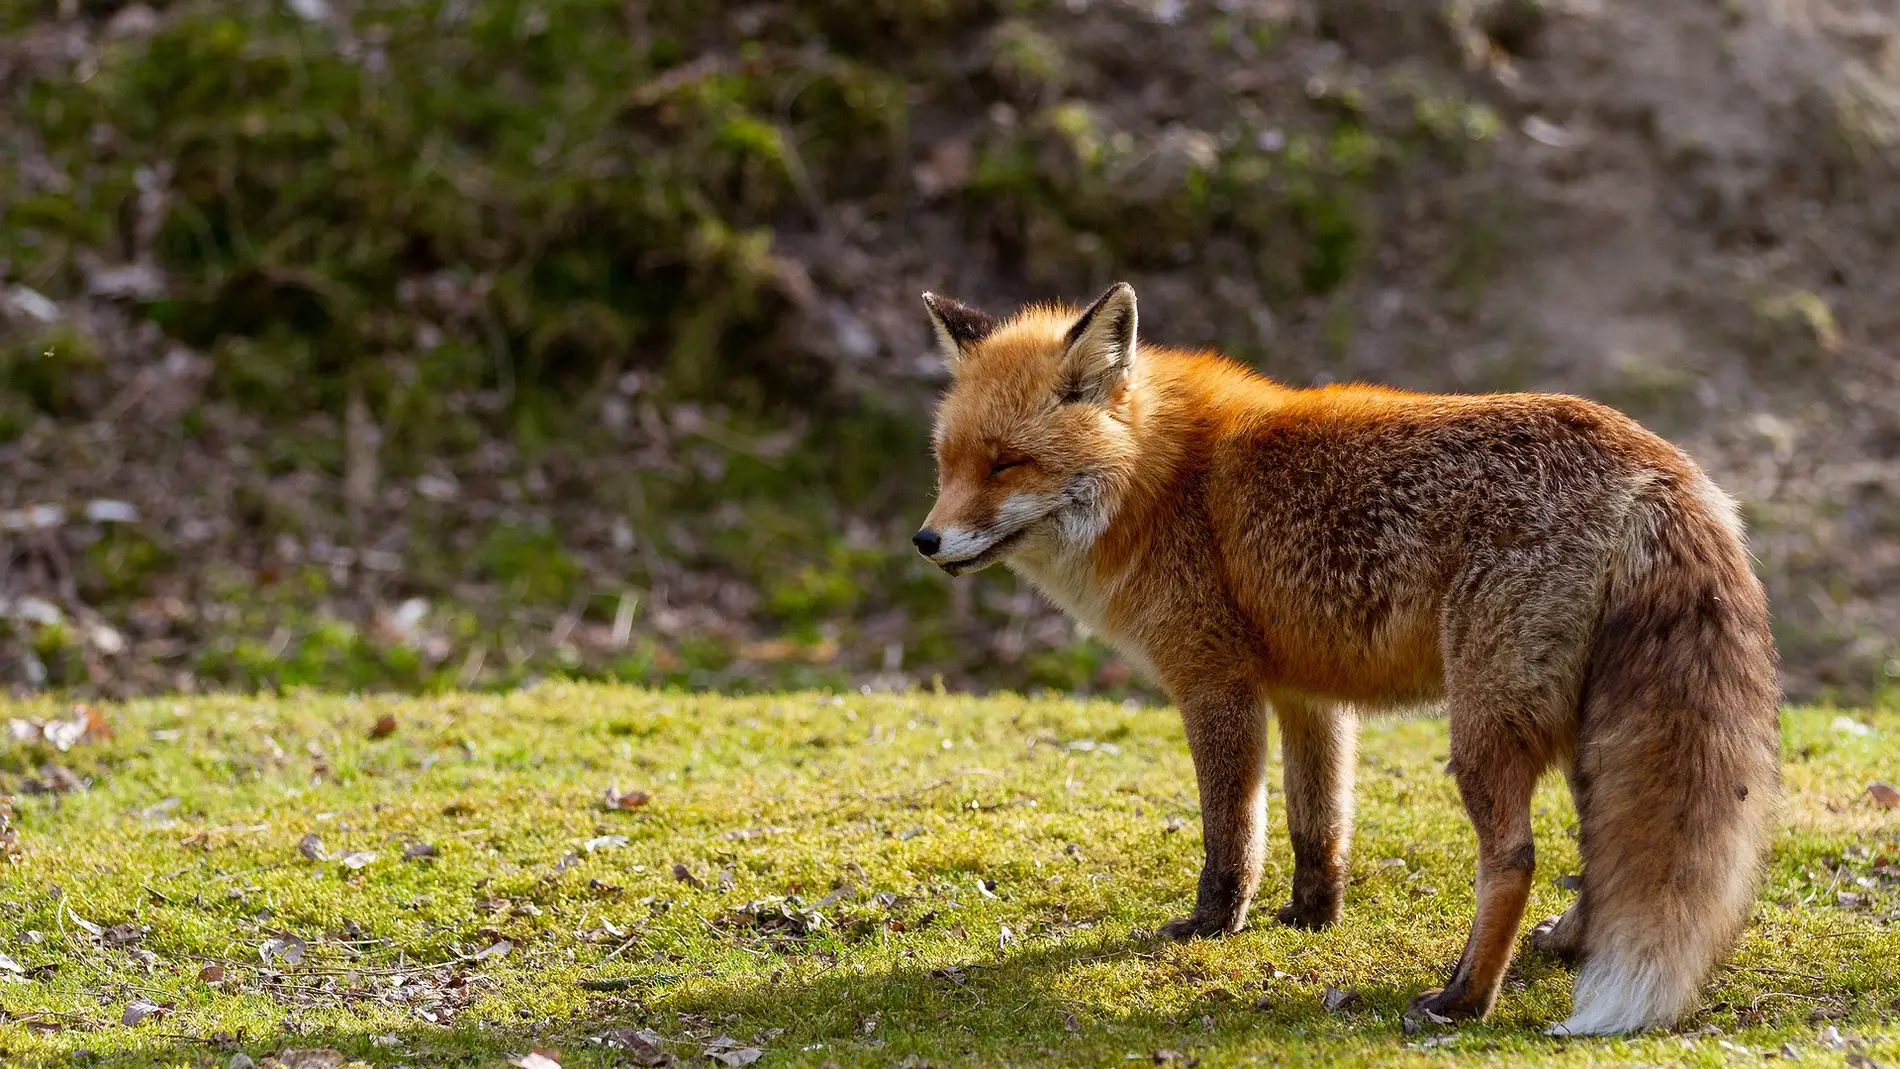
left=1553, top=474, right=1781, bottom=1036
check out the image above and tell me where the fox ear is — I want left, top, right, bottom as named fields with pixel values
left=1061, top=282, right=1137, bottom=404
left=921, top=292, right=998, bottom=368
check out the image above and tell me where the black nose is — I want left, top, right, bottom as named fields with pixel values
left=912, top=529, right=941, bottom=556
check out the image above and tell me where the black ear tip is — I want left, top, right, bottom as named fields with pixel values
left=925, top=293, right=999, bottom=348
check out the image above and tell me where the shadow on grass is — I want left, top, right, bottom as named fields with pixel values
left=50, top=931, right=1588, bottom=1068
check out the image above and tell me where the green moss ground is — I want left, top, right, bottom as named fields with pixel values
left=2, top=687, right=1896, bottom=1067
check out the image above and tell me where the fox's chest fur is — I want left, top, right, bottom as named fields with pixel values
left=1007, top=536, right=1159, bottom=684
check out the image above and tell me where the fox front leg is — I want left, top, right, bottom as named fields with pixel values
left=1274, top=698, right=1357, bottom=930
left=1158, top=686, right=1269, bottom=939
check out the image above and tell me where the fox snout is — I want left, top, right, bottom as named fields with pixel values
left=912, top=521, right=974, bottom=575
left=912, top=526, right=979, bottom=576
left=911, top=518, right=1034, bottom=576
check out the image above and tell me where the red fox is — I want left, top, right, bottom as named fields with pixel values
left=912, top=282, right=1781, bottom=1034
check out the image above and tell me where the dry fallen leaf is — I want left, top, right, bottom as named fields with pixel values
left=35, top=764, right=86, bottom=794
left=0, top=797, right=21, bottom=863
left=594, top=1028, right=670, bottom=1066
left=122, top=997, right=166, bottom=1025
left=603, top=786, right=650, bottom=811
left=1869, top=782, right=1899, bottom=809
left=81, top=704, right=113, bottom=740
left=337, top=850, right=377, bottom=870
left=40, top=704, right=112, bottom=751
left=297, top=833, right=327, bottom=861
left=707, top=1044, right=762, bottom=1067
left=265, top=1049, right=346, bottom=1069
left=198, top=963, right=226, bottom=983
left=261, top=934, right=309, bottom=966
left=584, top=835, right=628, bottom=852
left=671, top=863, right=702, bottom=888
left=509, top=1050, right=561, bottom=1069
left=0, top=951, right=24, bottom=975
left=473, top=939, right=513, bottom=960
left=139, top=796, right=181, bottom=824
left=369, top=713, right=399, bottom=740
left=1321, top=985, right=1360, bottom=1013
left=103, top=922, right=145, bottom=946
left=403, top=841, right=439, bottom=861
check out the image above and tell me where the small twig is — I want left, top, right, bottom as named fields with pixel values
left=1749, top=991, right=1831, bottom=1008
left=12, top=1009, right=100, bottom=1022
left=1730, top=965, right=1828, bottom=983
left=182, top=948, right=497, bottom=980
left=871, top=778, right=952, bottom=803
left=160, top=859, right=208, bottom=881
left=210, top=862, right=291, bottom=884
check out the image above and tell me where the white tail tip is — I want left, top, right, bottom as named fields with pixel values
left=1550, top=955, right=1692, bottom=1036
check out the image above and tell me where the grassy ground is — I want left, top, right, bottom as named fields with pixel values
left=1, top=686, right=1896, bottom=1068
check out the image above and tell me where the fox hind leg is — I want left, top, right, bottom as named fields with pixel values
left=1410, top=547, right=1597, bottom=1019
left=1409, top=717, right=1546, bottom=1020
left=1530, top=761, right=1590, bottom=964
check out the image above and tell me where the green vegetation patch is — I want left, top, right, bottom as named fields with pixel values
left=1, top=689, right=1896, bottom=1067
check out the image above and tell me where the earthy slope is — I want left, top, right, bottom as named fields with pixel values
left=1, top=0, right=1896, bottom=699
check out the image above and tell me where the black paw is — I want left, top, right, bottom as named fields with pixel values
left=1406, top=986, right=1482, bottom=1022
left=1274, top=898, right=1340, bottom=931
left=1157, top=912, right=1237, bottom=940
left=1528, top=914, right=1582, bottom=964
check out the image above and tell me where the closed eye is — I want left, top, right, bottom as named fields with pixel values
left=988, top=458, right=1029, bottom=478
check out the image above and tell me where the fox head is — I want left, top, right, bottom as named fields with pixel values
left=912, top=282, right=1142, bottom=575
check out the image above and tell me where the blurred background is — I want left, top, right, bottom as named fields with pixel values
left=1, top=0, right=1896, bottom=704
